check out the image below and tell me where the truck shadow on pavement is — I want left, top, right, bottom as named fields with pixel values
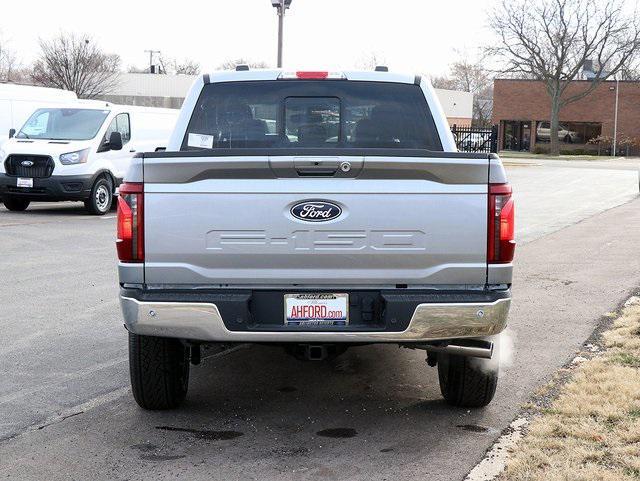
left=121, top=344, right=499, bottom=473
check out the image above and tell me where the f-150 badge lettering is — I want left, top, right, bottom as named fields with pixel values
left=291, top=200, right=342, bottom=222
left=206, top=230, right=426, bottom=251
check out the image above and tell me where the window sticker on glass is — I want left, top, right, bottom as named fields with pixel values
left=188, top=133, right=214, bottom=149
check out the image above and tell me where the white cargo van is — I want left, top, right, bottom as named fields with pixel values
left=0, top=101, right=178, bottom=214
left=0, top=83, right=77, bottom=145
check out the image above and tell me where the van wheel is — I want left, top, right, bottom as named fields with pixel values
left=84, top=177, right=112, bottom=215
left=437, top=352, right=498, bottom=407
left=564, top=134, right=572, bottom=144
left=3, top=196, right=30, bottom=211
left=129, top=333, right=190, bottom=410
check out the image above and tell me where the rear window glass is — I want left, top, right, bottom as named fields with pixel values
left=182, top=80, right=443, bottom=151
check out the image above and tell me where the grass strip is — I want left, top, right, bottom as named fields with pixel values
left=500, top=298, right=640, bottom=481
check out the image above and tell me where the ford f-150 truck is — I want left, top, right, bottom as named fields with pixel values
left=117, top=68, right=515, bottom=410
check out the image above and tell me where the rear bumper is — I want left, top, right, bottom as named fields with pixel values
left=0, top=173, right=94, bottom=201
left=120, top=288, right=511, bottom=343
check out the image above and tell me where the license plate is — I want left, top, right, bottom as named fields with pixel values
left=17, top=177, right=33, bottom=188
left=285, top=293, right=349, bottom=326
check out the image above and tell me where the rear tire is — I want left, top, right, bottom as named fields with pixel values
left=84, top=177, right=112, bottom=215
left=437, top=352, right=498, bottom=408
left=3, top=196, right=30, bottom=211
left=128, top=333, right=190, bottom=410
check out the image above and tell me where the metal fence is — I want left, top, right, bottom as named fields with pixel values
left=451, top=125, right=498, bottom=153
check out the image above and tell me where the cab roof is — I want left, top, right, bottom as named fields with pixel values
left=204, top=69, right=420, bottom=85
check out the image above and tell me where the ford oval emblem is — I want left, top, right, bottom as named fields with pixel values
left=21, top=160, right=34, bottom=167
left=291, top=200, right=342, bottom=222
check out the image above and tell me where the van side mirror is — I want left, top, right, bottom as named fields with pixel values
left=8, top=128, right=15, bottom=138
left=103, top=131, right=123, bottom=152
left=109, top=131, right=123, bottom=151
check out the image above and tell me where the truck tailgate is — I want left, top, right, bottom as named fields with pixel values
left=142, top=154, right=489, bottom=286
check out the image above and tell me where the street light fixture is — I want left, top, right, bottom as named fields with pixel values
left=271, top=0, right=293, bottom=68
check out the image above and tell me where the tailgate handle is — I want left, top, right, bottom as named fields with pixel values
left=294, top=157, right=339, bottom=176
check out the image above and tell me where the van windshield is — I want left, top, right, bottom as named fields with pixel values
left=17, top=108, right=110, bottom=141
left=182, top=81, right=443, bottom=151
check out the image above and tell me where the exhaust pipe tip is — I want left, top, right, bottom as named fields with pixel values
left=426, top=340, right=494, bottom=359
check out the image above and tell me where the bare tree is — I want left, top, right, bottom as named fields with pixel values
left=0, top=36, right=20, bottom=82
left=356, top=52, right=388, bottom=70
left=127, top=65, right=148, bottom=74
left=171, top=59, right=200, bottom=75
left=128, top=56, right=200, bottom=75
left=432, top=53, right=494, bottom=127
left=156, top=56, right=200, bottom=75
left=430, top=75, right=458, bottom=90
left=217, top=58, right=270, bottom=70
left=31, top=33, right=121, bottom=98
left=619, top=63, right=640, bottom=81
left=489, top=0, right=640, bottom=155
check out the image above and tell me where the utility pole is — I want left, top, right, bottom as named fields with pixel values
left=271, top=0, right=292, bottom=68
left=612, top=77, right=619, bottom=157
left=144, top=50, right=161, bottom=74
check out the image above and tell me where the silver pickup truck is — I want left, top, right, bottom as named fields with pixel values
left=117, top=69, right=515, bottom=410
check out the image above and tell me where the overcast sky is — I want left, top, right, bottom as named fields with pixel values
left=3, top=0, right=498, bottom=77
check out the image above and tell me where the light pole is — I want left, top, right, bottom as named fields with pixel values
left=271, top=0, right=292, bottom=68
left=612, top=77, right=619, bottom=157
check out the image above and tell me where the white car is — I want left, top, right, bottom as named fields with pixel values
left=458, top=132, right=491, bottom=151
left=536, top=121, right=579, bottom=143
left=0, top=101, right=178, bottom=214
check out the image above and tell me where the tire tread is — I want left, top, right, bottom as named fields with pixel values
left=3, top=197, right=30, bottom=211
left=438, top=354, right=498, bottom=408
left=129, top=333, right=189, bottom=410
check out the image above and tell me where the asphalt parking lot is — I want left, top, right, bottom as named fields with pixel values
left=1, top=158, right=639, bottom=480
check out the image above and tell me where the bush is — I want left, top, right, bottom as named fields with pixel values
left=533, top=145, right=548, bottom=154
left=587, top=135, right=613, bottom=156
left=559, top=148, right=589, bottom=155
left=530, top=145, right=601, bottom=156
left=616, top=134, right=640, bottom=157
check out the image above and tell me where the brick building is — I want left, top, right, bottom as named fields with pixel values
left=492, top=79, right=640, bottom=152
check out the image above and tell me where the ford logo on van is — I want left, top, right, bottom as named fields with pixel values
left=291, top=200, right=342, bottom=222
left=21, top=160, right=34, bottom=167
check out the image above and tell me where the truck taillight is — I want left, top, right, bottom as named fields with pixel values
left=117, top=182, right=144, bottom=262
left=488, top=183, right=515, bottom=263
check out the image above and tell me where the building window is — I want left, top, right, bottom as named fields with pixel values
left=502, top=121, right=531, bottom=151
left=535, top=121, right=602, bottom=144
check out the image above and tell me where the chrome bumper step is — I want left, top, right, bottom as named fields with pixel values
left=120, top=296, right=510, bottom=344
